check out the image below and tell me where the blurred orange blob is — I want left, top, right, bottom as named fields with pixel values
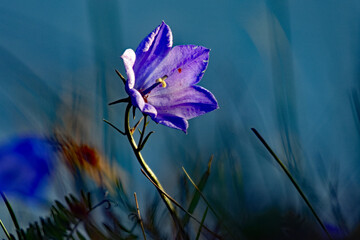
left=78, top=145, right=100, bottom=167
left=56, top=134, right=120, bottom=193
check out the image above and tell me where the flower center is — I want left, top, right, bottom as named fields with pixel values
left=156, top=77, right=167, bottom=88
left=141, top=75, right=168, bottom=96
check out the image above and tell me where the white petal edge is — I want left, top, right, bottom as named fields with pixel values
left=121, top=49, right=136, bottom=89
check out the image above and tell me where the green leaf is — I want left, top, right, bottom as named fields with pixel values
left=182, top=156, right=213, bottom=226
left=196, top=207, right=208, bottom=240
left=76, top=230, right=87, bottom=240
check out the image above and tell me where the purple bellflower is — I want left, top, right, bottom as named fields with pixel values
left=121, top=21, right=218, bottom=133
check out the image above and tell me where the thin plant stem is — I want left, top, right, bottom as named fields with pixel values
left=124, top=103, right=176, bottom=213
left=1, top=192, right=21, bottom=240
left=134, top=193, right=146, bottom=240
left=182, top=166, right=221, bottom=221
left=140, top=169, right=222, bottom=239
left=0, top=219, right=11, bottom=240
left=66, top=199, right=112, bottom=240
left=115, top=69, right=126, bottom=84
left=182, top=166, right=235, bottom=239
left=251, top=128, right=332, bottom=240
left=123, top=103, right=187, bottom=238
left=138, top=115, right=148, bottom=147
left=103, top=119, right=125, bottom=135
left=108, top=97, right=130, bottom=106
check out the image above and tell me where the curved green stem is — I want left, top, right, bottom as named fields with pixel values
left=124, top=103, right=177, bottom=217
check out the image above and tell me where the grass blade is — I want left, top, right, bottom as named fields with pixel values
left=0, top=219, right=11, bottom=240
left=134, top=192, right=146, bottom=240
left=182, top=156, right=212, bottom=226
left=251, top=128, right=332, bottom=240
left=140, top=169, right=222, bottom=239
left=1, top=192, right=21, bottom=240
left=195, top=207, right=208, bottom=240
left=182, top=166, right=220, bottom=223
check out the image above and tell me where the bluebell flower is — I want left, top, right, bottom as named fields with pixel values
left=121, top=21, right=218, bottom=133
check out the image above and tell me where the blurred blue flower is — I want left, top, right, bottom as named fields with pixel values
left=0, top=136, right=54, bottom=197
left=121, top=21, right=218, bottom=133
left=324, top=223, right=347, bottom=240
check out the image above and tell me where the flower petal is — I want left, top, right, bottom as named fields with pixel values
left=126, top=88, right=157, bottom=118
left=148, top=85, right=218, bottom=120
left=143, top=45, right=210, bottom=96
left=153, top=114, right=189, bottom=133
left=121, top=49, right=136, bottom=89
left=133, top=21, right=173, bottom=90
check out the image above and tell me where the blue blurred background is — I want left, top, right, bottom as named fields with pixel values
left=0, top=0, right=360, bottom=238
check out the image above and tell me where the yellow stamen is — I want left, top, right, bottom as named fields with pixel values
left=156, top=75, right=168, bottom=88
